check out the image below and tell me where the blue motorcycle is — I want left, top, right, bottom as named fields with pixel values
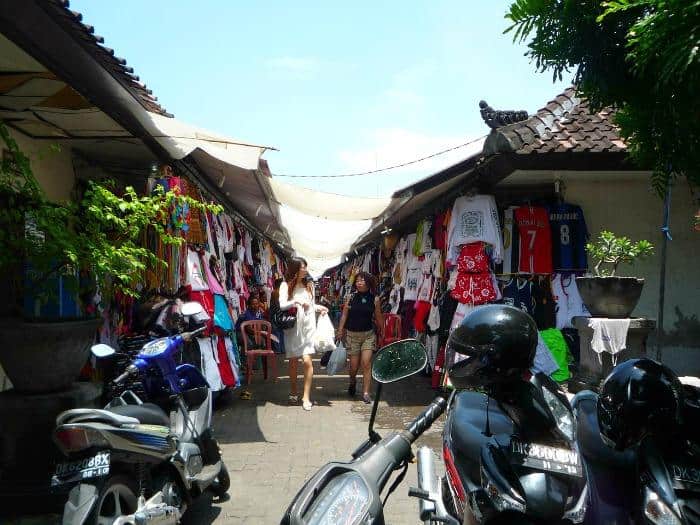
left=52, top=302, right=229, bottom=525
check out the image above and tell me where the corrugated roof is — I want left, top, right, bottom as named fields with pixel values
left=483, top=87, right=626, bottom=156
left=45, top=0, right=171, bottom=116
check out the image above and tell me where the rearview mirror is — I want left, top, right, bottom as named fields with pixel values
left=372, top=339, right=427, bottom=384
left=91, top=344, right=116, bottom=358
left=181, top=301, right=204, bottom=317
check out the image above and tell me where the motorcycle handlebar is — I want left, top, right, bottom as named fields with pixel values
left=112, top=365, right=138, bottom=385
left=406, top=397, right=448, bottom=442
left=183, top=326, right=207, bottom=341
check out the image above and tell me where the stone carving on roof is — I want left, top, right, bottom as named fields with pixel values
left=479, top=100, right=529, bottom=129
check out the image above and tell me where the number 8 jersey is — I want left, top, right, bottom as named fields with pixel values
left=514, top=206, right=553, bottom=274
left=548, top=203, right=589, bottom=271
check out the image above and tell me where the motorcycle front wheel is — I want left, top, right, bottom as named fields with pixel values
left=210, top=462, right=230, bottom=498
left=86, top=475, right=138, bottom=525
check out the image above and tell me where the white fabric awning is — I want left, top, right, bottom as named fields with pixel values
left=270, top=183, right=396, bottom=277
left=143, top=112, right=273, bottom=170
left=270, top=178, right=391, bottom=221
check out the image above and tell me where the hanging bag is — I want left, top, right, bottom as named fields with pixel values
left=270, top=297, right=297, bottom=330
left=326, top=342, right=347, bottom=376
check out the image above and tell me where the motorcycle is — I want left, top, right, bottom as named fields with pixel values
left=282, top=339, right=447, bottom=525
left=282, top=337, right=588, bottom=525
left=416, top=356, right=588, bottom=524
left=572, top=362, right=700, bottom=525
left=51, top=302, right=229, bottom=525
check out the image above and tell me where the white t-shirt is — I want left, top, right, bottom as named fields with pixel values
left=405, top=233, right=421, bottom=270
left=403, top=267, right=423, bottom=301
left=551, top=273, right=590, bottom=329
left=447, top=194, right=503, bottom=265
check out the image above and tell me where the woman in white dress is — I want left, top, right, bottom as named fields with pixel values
left=278, top=258, right=327, bottom=411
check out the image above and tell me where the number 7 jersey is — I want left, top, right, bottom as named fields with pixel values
left=514, top=206, right=553, bottom=274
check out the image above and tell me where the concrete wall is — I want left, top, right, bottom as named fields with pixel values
left=7, top=127, right=75, bottom=202
left=503, top=170, right=700, bottom=375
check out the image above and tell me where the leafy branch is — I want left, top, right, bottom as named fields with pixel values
left=0, top=120, right=221, bottom=317
left=586, top=230, right=654, bottom=276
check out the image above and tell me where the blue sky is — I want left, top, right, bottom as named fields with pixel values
left=71, top=1, right=569, bottom=197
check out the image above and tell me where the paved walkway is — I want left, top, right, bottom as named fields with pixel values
left=9, top=355, right=445, bottom=525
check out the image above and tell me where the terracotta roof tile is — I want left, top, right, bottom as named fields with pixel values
left=483, top=87, right=625, bottom=156
left=48, top=0, right=171, bottom=116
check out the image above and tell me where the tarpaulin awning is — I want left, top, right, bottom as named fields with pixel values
left=269, top=183, right=399, bottom=277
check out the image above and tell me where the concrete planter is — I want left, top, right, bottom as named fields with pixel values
left=575, top=276, right=645, bottom=319
left=0, top=318, right=100, bottom=393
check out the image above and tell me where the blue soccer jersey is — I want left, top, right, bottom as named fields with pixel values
left=548, top=203, right=589, bottom=271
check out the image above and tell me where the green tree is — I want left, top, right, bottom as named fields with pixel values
left=505, top=0, right=700, bottom=195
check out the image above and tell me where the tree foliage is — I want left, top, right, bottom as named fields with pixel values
left=0, top=121, right=221, bottom=317
left=505, top=0, right=700, bottom=195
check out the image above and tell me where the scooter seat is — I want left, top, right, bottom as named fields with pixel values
left=107, top=403, right=170, bottom=427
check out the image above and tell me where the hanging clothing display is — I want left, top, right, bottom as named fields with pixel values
left=549, top=203, right=588, bottom=271
left=447, top=194, right=503, bottom=266
left=551, top=273, right=589, bottom=329
left=514, top=206, right=553, bottom=274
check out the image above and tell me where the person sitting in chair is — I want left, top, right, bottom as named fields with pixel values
left=236, top=297, right=265, bottom=348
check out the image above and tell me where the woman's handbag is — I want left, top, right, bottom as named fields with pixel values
left=271, top=300, right=297, bottom=330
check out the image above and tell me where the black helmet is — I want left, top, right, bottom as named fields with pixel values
left=447, top=304, right=538, bottom=387
left=598, top=358, right=683, bottom=451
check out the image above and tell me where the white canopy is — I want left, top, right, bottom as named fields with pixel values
left=270, top=183, right=396, bottom=277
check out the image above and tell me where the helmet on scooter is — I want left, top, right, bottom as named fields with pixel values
left=597, top=358, right=683, bottom=451
left=447, top=304, right=538, bottom=387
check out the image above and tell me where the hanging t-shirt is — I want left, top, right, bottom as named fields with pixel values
left=186, top=249, right=209, bottom=291
left=405, top=234, right=421, bottom=270
left=551, top=273, right=590, bottom=329
left=549, top=203, right=589, bottom=271
left=500, top=277, right=535, bottom=316
left=403, top=267, right=423, bottom=301
left=447, top=195, right=503, bottom=266
left=502, top=206, right=519, bottom=274
left=514, top=206, right=553, bottom=274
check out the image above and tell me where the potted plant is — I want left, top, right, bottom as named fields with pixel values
left=0, top=122, right=219, bottom=393
left=576, top=230, right=654, bottom=318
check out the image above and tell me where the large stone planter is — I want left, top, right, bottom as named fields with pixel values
left=0, top=318, right=100, bottom=393
left=576, top=276, right=644, bottom=319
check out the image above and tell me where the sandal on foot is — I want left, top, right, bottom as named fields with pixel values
left=240, top=390, right=252, bottom=400
left=288, top=394, right=299, bottom=405
left=302, top=400, right=312, bottom=411
left=362, top=393, right=372, bottom=404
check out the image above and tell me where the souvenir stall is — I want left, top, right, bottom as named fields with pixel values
left=325, top=185, right=591, bottom=388
left=99, top=166, right=287, bottom=394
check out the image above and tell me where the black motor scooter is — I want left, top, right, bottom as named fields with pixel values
left=413, top=358, right=588, bottom=524
left=572, top=360, right=700, bottom=525
left=282, top=339, right=447, bottom=525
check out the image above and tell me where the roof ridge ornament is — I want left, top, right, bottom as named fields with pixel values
left=479, top=100, right=529, bottom=129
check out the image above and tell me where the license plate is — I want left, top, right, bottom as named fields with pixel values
left=52, top=451, right=110, bottom=486
left=511, top=441, right=582, bottom=477
left=671, top=464, right=700, bottom=486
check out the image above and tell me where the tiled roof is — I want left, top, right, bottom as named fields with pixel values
left=45, top=0, right=171, bottom=116
left=482, top=87, right=626, bottom=156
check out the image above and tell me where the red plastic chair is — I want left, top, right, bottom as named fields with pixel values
left=379, top=314, right=402, bottom=347
left=240, top=320, right=277, bottom=385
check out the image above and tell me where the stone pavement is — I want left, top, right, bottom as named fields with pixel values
left=7, top=354, right=445, bottom=525
left=184, top=354, right=445, bottom=524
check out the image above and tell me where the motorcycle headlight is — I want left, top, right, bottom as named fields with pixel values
left=643, top=486, right=683, bottom=525
left=303, top=472, right=370, bottom=525
left=480, top=466, right=526, bottom=514
left=543, top=387, right=575, bottom=441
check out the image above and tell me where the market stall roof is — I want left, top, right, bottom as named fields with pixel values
left=351, top=88, right=633, bottom=252
left=0, top=1, right=290, bottom=248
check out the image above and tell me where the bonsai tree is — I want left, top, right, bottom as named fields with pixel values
left=0, top=121, right=220, bottom=318
left=586, top=230, right=654, bottom=277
